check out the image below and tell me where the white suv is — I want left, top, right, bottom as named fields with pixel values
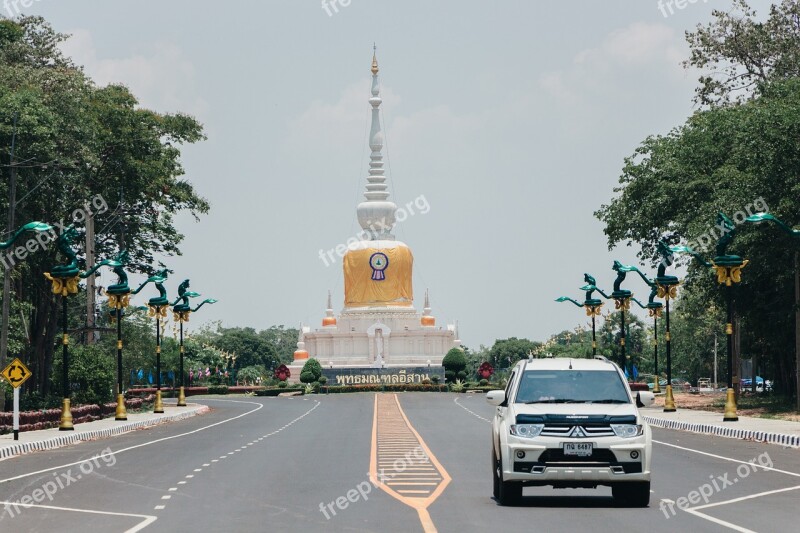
left=487, top=356, right=654, bottom=506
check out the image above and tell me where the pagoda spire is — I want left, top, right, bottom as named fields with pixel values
left=421, top=288, right=436, bottom=326
left=323, top=289, right=337, bottom=327
left=356, top=46, right=397, bottom=241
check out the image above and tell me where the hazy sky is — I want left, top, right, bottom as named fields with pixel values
left=9, top=0, right=776, bottom=349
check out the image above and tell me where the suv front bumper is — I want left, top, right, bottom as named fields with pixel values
left=500, top=438, right=650, bottom=485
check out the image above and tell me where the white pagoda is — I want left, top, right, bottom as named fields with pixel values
left=290, top=52, right=459, bottom=375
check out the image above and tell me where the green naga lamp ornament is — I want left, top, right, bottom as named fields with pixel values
left=82, top=250, right=131, bottom=421
left=611, top=261, right=637, bottom=369
left=133, top=268, right=172, bottom=414
left=671, top=213, right=745, bottom=422
left=171, top=280, right=200, bottom=406
left=43, top=226, right=82, bottom=431
left=556, top=273, right=610, bottom=356
left=0, top=221, right=52, bottom=252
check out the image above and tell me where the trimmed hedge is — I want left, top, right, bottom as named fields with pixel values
left=254, top=388, right=306, bottom=397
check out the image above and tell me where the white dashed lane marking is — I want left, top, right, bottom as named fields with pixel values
left=155, top=399, right=320, bottom=515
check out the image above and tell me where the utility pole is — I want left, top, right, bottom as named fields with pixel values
left=713, top=332, right=718, bottom=390
left=1, top=113, right=19, bottom=369
left=84, top=213, right=96, bottom=344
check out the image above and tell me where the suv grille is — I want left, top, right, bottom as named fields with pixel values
left=540, top=424, right=615, bottom=438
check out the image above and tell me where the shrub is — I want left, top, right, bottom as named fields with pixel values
left=456, top=370, right=467, bottom=381
left=278, top=380, right=288, bottom=388
left=50, top=345, right=115, bottom=406
left=431, top=375, right=440, bottom=384
left=442, top=348, right=467, bottom=382
left=479, top=379, right=489, bottom=386
left=318, top=376, right=328, bottom=385
left=300, top=358, right=323, bottom=383
left=450, top=379, right=465, bottom=392
left=422, top=378, right=431, bottom=385
left=207, top=385, right=229, bottom=395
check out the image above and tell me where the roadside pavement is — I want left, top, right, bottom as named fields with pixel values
left=641, top=405, right=800, bottom=448
left=0, top=402, right=208, bottom=460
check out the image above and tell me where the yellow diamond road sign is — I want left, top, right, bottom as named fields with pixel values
left=1, top=358, right=32, bottom=389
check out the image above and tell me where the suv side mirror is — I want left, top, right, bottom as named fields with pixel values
left=636, top=391, right=655, bottom=408
left=486, top=390, right=506, bottom=406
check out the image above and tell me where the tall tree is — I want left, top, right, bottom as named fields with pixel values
left=685, top=0, right=800, bottom=106
left=1, top=17, right=209, bottom=400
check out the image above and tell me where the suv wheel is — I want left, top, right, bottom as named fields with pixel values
left=612, top=481, right=650, bottom=507
left=496, top=455, right=522, bottom=506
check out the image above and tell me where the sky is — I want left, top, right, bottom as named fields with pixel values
left=4, top=0, right=778, bottom=349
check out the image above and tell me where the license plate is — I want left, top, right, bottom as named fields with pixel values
left=563, top=442, right=593, bottom=456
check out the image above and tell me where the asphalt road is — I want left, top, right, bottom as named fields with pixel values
left=0, top=393, right=798, bottom=533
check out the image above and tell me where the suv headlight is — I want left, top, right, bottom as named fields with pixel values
left=611, top=424, right=643, bottom=438
left=510, top=424, right=544, bottom=438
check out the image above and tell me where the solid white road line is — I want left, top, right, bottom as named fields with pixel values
left=653, top=439, right=800, bottom=478
left=684, top=485, right=800, bottom=533
left=0, top=500, right=157, bottom=533
left=0, top=399, right=264, bottom=485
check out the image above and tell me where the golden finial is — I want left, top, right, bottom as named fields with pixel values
left=371, top=43, right=379, bottom=75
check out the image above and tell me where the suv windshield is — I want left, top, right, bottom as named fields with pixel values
left=514, top=369, right=630, bottom=404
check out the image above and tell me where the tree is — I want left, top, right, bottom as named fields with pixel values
left=0, top=16, right=209, bottom=405
left=258, top=325, right=300, bottom=364
left=488, top=338, right=540, bottom=370
left=207, top=327, right=278, bottom=370
left=685, top=0, right=800, bottom=106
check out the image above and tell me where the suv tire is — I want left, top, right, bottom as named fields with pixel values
left=496, top=455, right=523, bottom=506
left=612, top=481, right=650, bottom=507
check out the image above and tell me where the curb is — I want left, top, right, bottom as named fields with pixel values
left=643, top=415, right=800, bottom=448
left=0, top=404, right=209, bottom=460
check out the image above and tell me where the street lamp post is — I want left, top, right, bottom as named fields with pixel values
left=85, top=250, right=132, bottom=421
left=654, top=241, right=680, bottom=412
left=43, top=226, right=81, bottom=431
left=672, top=213, right=746, bottom=422
left=745, top=213, right=800, bottom=410
left=611, top=262, right=635, bottom=370
left=134, top=268, right=171, bottom=414
left=632, top=297, right=663, bottom=394
left=171, top=280, right=199, bottom=407
left=171, top=279, right=216, bottom=407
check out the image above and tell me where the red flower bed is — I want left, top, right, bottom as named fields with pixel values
left=0, top=395, right=155, bottom=434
